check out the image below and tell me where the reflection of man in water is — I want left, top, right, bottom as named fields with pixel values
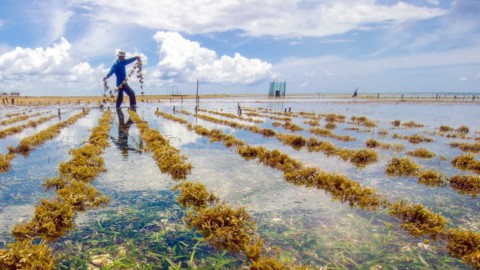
left=111, top=108, right=134, bottom=157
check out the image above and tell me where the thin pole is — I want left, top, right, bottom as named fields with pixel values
left=195, top=79, right=199, bottom=111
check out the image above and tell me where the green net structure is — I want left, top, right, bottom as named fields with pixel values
left=268, top=81, right=286, bottom=97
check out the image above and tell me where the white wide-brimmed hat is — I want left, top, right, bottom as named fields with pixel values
left=116, top=50, right=126, bottom=56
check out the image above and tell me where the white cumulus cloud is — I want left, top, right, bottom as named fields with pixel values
left=152, top=31, right=274, bottom=85
left=0, top=38, right=104, bottom=95
left=78, top=0, right=447, bottom=38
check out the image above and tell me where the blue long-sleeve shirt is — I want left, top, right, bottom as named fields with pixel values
left=105, top=57, right=137, bottom=86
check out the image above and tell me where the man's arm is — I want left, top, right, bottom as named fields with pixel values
left=104, top=62, right=117, bottom=80
left=124, top=56, right=139, bottom=65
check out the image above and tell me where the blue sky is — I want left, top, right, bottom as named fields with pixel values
left=0, top=0, right=479, bottom=96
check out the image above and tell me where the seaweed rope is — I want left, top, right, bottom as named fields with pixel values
left=103, top=58, right=144, bottom=101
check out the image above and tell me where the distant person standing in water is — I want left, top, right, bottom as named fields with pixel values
left=103, top=50, right=140, bottom=108
left=352, top=87, right=359, bottom=98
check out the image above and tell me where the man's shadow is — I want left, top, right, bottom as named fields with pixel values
left=111, top=108, right=138, bottom=158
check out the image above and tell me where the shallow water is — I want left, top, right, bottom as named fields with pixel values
left=0, top=98, right=479, bottom=268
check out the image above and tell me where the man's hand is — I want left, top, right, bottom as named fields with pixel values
left=136, top=56, right=141, bottom=61
left=103, top=77, right=107, bottom=81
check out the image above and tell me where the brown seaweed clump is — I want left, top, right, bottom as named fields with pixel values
left=417, top=169, right=447, bottom=187
left=324, top=122, right=337, bottom=130
left=406, top=148, right=436, bottom=159
left=337, top=148, right=379, bottom=168
left=451, top=154, right=480, bottom=174
left=439, top=125, right=454, bottom=132
left=175, top=181, right=218, bottom=209
left=13, top=198, right=75, bottom=241
left=188, top=203, right=256, bottom=253
left=449, top=142, right=480, bottom=154
left=385, top=157, right=420, bottom=177
left=366, top=138, right=380, bottom=148
left=446, top=229, right=480, bottom=269
left=456, top=125, right=470, bottom=134
left=389, top=200, right=446, bottom=240
left=449, top=175, right=480, bottom=198
left=350, top=116, right=377, bottom=128
left=0, top=239, right=55, bottom=269
left=391, top=120, right=401, bottom=127
left=402, top=121, right=424, bottom=128
left=0, top=153, right=16, bottom=173
left=276, top=134, right=307, bottom=150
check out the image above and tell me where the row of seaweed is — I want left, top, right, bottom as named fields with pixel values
left=385, top=156, right=480, bottom=197
left=198, top=108, right=264, bottom=124
left=194, top=112, right=379, bottom=168
left=0, top=110, right=48, bottom=126
left=0, top=114, right=57, bottom=140
left=0, top=110, right=114, bottom=269
left=133, top=109, right=307, bottom=269
left=156, top=109, right=480, bottom=269
left=0, top=109, right=90, bottom=173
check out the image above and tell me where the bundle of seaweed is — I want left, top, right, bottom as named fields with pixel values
left=340, top=148, right=379, bottom=168
left=392, top=133, right=433, bottom=144
left=391, top=120, right=401, bottom=127
left=0, top=115, right=57, bottom=139
left=9, top=109, right=90, bottom=155
left=451, top=154, right=480, bottom=174
left=321, top=113, right=345, bottom=123
left=175, top=181, right=219, bottom=209
left=385, top=157, right=420, bottom=177
left=449, top=175, right=480, bottom=198
left=310, top=127, right=355, bottom=142
left=0, top=153, right=15, bottom=173
left=365, top=138, right=381, bottom=148
left=276, top=133, right=307, bottom=150
left=350, top=116, right=378, bottom=128
left=155, top=110, right=188, bottom=124
left=378, top=129, right=389, bottom=137
left=325, top=122, right=336, bottom=130
left=456, top=126, right=470, bottom=134
left=389, top=200, right=446, bottom=239
left=130, top=110, right=192, bottom=180
left=406, top=148, right=436, bottom=159
left=402, top=121, right=424, bottom=128
left=0, top=239, right=55, bottom=269
left=449, top=142, right=480, bottom=153
left=439, top=125, right=454, bottom=132
left=306, top=138, right=337, bottom=155
left=282, top=121, right=303, bottom=132
left=417, top=169, right=447, bottom=187
left=446, top=229, right=480, bottom=269
left=303, top=119, right=320, bottom=127
left=13, top=198, right=75, bottom=240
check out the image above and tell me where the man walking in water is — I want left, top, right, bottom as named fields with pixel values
left=352, top=87, right=359, bottom=98
left=103, top=50, right=140, bottom=108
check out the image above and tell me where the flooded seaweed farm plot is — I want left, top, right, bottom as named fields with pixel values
left=0, top=97, right=479, bottom=269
